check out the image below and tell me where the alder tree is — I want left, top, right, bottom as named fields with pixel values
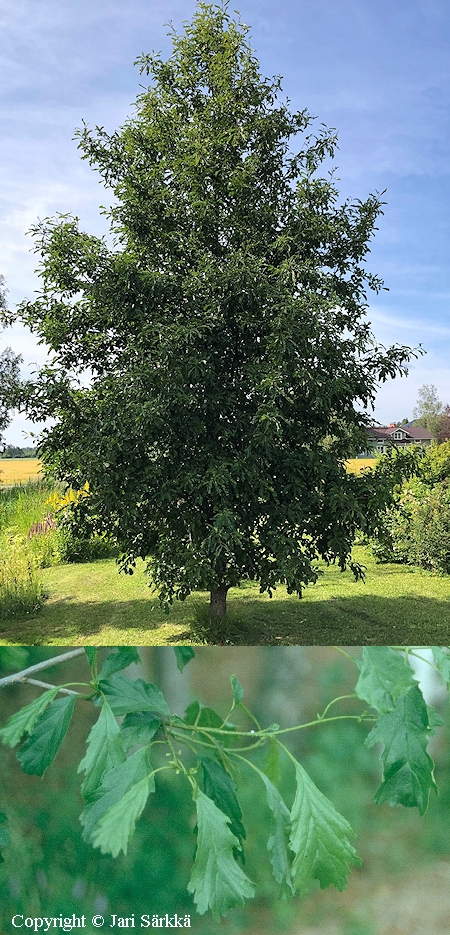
left=5, top=4, right=419, bottom=621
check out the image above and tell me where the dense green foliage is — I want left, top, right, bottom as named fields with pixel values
left=370, top=441, right=450, bottom=573
left=0, top=276, right=22, bottom=447
left=1, top=645, right=449, bottom=920
left=6, top=2, right=418, bottom=623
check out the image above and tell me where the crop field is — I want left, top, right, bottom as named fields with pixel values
left=0, top=459, right=42, bottom=485
left=0, top=458, right=374, bottom=485
left=345, top=458, right=377, bottom=473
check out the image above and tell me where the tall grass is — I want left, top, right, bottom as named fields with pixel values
left=0, top=534, right=46, bottom=618
left=0, top=481, right=59, bottom=619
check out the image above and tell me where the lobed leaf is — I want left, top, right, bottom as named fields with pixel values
left=80, top=747, right=152, bottom=845
left=97, top=647, right=140, bottom=681
left=365, top=683, right=438, bottom=815
left=0, top=687, right=60, bottom=748
left=97, top=674, right=170, bottom=717
left=84, top=647, right=97, bottom=668
left=120, top=712, right=161, bottom=751
left=17, top=695, right=77, bottom=776
left=355, top=646, right=416, bottom=713
left=256, top=767, right=293, bottom=892
left=183, top=702, right=236, bottom=746
left=173, top=647, right=195, bottom=672
left=90, top=774, right=153, bottom=858
left=431, top=647, right=450, bottom=685
left=201, top=757, right=245, bottom=848
left=289, top=761, right=361, bottom=897
left=78, top=700, right=126, bottom=797
left=187, top=790, right=255, bottom=918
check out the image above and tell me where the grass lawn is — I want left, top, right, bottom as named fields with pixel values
left=1, top=545, right=449, bottom=646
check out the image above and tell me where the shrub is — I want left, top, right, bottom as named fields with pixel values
left=369, top=446, right=450, bottom=574
left=57, top=528, right=119, bottom=563
left=412, top=482, right=450, bottom=574
left=0, top=535, right=46, bottom=618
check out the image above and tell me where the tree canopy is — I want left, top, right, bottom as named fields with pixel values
left=0, top=276, right=22, bottom=449
left=413, top=384, right=443, bottom=437
left=7, top=2, right=417, bottom=620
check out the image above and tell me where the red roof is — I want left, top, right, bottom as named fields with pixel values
left=365, top=425, right=434, bottom=441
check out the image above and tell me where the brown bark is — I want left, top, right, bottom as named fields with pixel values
left=209, top=584, right=229, bottom=621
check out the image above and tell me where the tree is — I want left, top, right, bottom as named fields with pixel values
left=0, top=645, right=447, bottom=919
left=7, top=3, right=417, bottom=621
left=413, top=384, right=443, bottom=437
left=437, top=404, right=450, bottom=444
left=0, top=276, right=22, bottom=449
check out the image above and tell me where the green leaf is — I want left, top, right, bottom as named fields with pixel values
left=255, top=768, right=293, bottom=892
left=355, top=647, right=416, bottom=713
left=78, top=701, right=126, bottom=797
left=0, top=812, right=10, bottom=864
left=120, top=712, right=161, bottom=751
left=183, top=703, right=236, bottom=746
left=289, top=760, right=361, bottom=897
left=264, top=737, right=281, bottom=787
left=91, top=773, right=153, bottom=857
left=201, top=757, right=245, bottom=847
left=431, top=647, right=450, bottom=685
left=365, top=684, right=438, bottom=815
left=427, top=704, right=444, bottom=733
left=230, top=675, right=244, bottom=705
left=0, top=687, right=60, bottom=747
left=97, top=674, right=170, bottom=717
left=17, top=694, right=77, bottom=776
left=173, top=647, right=195, bottom=672
left=84, top=647, right=97, bottom=668
left=98, top=647, right=140, bottom=681
left=80, top=747, right=152, bottom=845
left=187, top=790, right=255, bottom=918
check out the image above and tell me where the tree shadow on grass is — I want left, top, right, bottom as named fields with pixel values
left=1, top=592, right=449, bottom=646
left=217, top=593, right=450, bottom=645
left=0, top=597, right=191, bottom=646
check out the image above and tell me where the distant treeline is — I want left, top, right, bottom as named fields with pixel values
left=0, top=445, right=37, bottom=459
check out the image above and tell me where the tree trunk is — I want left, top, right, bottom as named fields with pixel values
left=209, top=584, right=229, bottom=621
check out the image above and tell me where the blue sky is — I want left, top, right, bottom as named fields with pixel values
left=1, top=0, right=450, bottom=443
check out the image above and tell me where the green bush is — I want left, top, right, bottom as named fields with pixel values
left=370, top=444, right=450, bottom=574
left=57, top=528, right=119, bottom=563
left=0, top=535, right=46, bottom=618
left=413, top=483, right=450, bottom=574
left=369, top=476, right=427, bottom=565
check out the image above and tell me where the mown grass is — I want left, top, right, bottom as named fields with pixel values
left=1, top=476, right=449, bottom=645
left=1, top=545, right=449, bottom=646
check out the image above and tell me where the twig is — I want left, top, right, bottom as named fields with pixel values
left=14, top=678, right=80, bottom=696
left=0, top=648, right=85, bottom=688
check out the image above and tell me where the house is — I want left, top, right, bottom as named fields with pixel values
left=362, top=423, right=434, bottom=456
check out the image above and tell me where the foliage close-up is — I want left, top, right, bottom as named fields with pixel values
left=1, top=644, right=449, bottom=922
left=4, top=2, right=420, bottom=626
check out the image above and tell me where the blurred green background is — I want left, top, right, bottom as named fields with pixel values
left=1, top=646, right=450, bottom=935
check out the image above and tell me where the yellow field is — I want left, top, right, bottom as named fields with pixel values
left=0, top=459, right=42, bottom=485
left=0, top=457, right=375, bottom=485
left=346, top=458, right=377, bottom=474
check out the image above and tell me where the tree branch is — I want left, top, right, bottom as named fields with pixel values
left=0, top=648, right=85, bottom=688
left=17, top=678, right=80, bottom=696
